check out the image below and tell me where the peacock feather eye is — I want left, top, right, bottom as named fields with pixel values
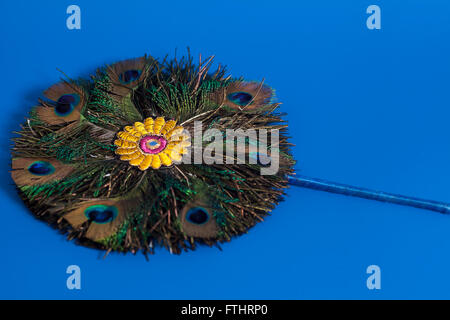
left=54, top=94, right=80, bottom=116
left=186, top=207, right=210, bottom=225
left=227, top=91, right=253, bottom=106
left=27, top=161, right=55, bottom=176
left=119, top=69, right=141, bottom=84
left=84, top=205, right=118, bottom=224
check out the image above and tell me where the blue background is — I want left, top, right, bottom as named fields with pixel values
left=1, top=0, right=450, bottom=299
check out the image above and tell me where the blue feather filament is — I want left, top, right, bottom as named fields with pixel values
left=55, top=94, right=80, bottom=116
left=27, top=161, right=55, bottom=176
left=227, top=91, right=253, bottom=106
left=84, top=205, right=118, bottom=224
left=119, top=70, right=141, bottom=84
left=186, top=207, right=210, bottom=225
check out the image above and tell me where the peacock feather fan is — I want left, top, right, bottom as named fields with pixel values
left=11, top=52, right=295, bottom=257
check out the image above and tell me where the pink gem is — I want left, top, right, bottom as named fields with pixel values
left=139, top=135, right=168, bottom=154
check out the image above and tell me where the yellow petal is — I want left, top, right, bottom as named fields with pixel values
left=129, top=154, right=145, bottom=166
left=167, top=126, right=185, bottom=140
left=144, top=118, right=154, bottom=134
left=153, top=117, right=165, bottom=134
left=165, top=143, right=175, bottom=150
left=159, top=152, right=172, bottom=166
left=168, top=140, right=191, bottom=150
left=124, top=126, right=142, bottom=138
left=120, top=151, right=141, bottom=161
left=179, top=140, right=191, bottom=148
left=164, top=144, right=176, bottom=155
left=168, top=149, right=182, bottom=162
left=151, top=154, right=161, bottom=169
left=117, top=131, right=139, bottom=142
left=116, top=147, right=137, bottom=155
left=114, top=139, right=136, bottom=148
left=160, top=120, right=177, bottom=136
left=138, top=155, right=153, bottom=171
left=169, top=133, right=190, bottom=142
left=134, top=122, right=147, bottom=135
left=180, top=147, right=189, bottom=155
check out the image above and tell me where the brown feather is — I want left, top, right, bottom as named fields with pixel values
left=64, top=199, right=135, bottom=242
left=180, top=200, right=218, bottom=238
left=106, top=57, right=147, bottom=100
left=210, top=81, right=273, bottom=111
left=11, top=158, right=75, bottom=186
left=34, top=81, right=86, bottom=124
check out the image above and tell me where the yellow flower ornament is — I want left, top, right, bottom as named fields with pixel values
left=114, top=117, right=190, bottom=170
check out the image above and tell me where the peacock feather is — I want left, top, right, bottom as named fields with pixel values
left=10, top=52, right=295, bottom=256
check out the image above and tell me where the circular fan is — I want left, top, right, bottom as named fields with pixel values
left=11, top=54, right=295, bottom=256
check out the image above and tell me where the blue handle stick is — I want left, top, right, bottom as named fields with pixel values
left=288, top=175, right=450, bottom=214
